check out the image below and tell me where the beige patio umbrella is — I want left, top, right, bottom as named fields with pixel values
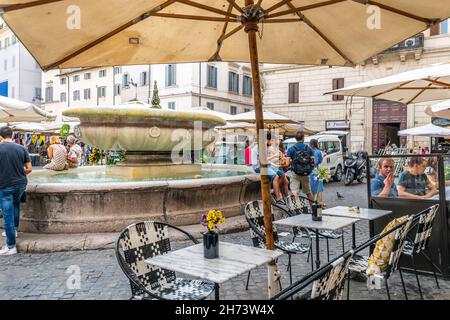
left=425, top=100, right=450, bottom=120
left=0, top=96, right=56, bottom=122
left=2, top=0, right=449, bottom=294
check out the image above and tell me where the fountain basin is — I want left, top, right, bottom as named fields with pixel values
left=19, top=165, right=261, bottom=233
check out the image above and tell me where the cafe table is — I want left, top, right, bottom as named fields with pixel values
left=322, top=206, right=393, bottom=250
left=144, top=241, right=283, bottom=300
left=274, top=215, right=358, bottom=270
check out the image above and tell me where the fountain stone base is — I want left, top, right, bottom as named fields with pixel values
left=107, top=151, right=201, bottom=179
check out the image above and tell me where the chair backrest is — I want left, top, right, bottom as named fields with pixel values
left=386, top=215, right=414, bottom=276
left=310, top=251, right=354, bottom=300
left=117, top=221, right=175, bottom=295
left=413, top=204, right=439, bottom=254
left=244, top=200, right=279, bottom=249
left=286, top=194, right=312, bottom=216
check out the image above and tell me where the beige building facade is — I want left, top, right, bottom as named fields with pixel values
left=262, top=23, right=450, bottom=153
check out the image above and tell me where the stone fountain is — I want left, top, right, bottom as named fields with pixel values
left=19, top=102, right=260, bottom=234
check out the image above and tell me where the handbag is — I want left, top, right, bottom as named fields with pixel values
left=20, top=191, right=27, bottom=203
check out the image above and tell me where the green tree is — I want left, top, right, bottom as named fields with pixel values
left=151, top=81, right=161, bottom=109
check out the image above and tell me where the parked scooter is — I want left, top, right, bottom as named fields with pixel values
left=344, top=150, right=368, bottom=186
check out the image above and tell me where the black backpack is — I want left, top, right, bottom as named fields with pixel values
left=292, top=145, right=314, bottom=176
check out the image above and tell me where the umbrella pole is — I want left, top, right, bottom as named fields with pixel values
left=245, top=0, right=279, bottom=297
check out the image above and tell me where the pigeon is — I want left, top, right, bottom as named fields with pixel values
left=336, top=192, right=345, bottom=200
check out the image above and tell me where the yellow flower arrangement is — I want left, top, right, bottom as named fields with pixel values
left=201, top=210, right=225, bottom=232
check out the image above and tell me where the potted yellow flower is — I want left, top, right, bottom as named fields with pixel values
left=200, top=210, right=225, bottom=259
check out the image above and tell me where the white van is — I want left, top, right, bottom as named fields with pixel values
left=283, top=135, right=345, bottom=182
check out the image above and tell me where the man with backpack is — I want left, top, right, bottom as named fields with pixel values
left=286, top=131, right=315, bottom=202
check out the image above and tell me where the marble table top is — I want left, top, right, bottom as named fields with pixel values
left=144, top=242, right=284, bottom=284
left=322, top=206, right=392, bottom=221
left=273, top=214, right=359, bottom=231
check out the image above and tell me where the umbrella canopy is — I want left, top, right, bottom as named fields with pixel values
left=229, top=110, right=299, bottom=124
left=397, top=123, right=450, bottom=137
left=1, top=1, right=449, bottom=70
left=325, top=62, right=450, bottom=104
left=191, top=107, right=236, bottom=121
left=0, top=96, right=56, bottom=122
left=424, top=100, right=450, bottom=120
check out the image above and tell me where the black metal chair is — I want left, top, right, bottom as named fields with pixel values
left=280, top=194, right=346, bottom=262
left=116, top=221, right=215, bottom=300
left=401, top=204, right=440, bottom=299
left=271, top=250, right=354, bottom=300
left=244, top=200, right=313, bottom=288
left=346, top=214, right=414, bottom=300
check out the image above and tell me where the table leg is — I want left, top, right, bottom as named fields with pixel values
left=214, top=283, right=220, bottom=300
left=315, top=230, right=320, bottom=270
left=369, top=221, right=375, bottom=254
left=352, top=224, right=356, bottom=249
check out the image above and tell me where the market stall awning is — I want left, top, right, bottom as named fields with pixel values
left=0, top=96, right=56, bottom=122
left=228, top=110, right=299, bottom=125
left=398, top=123, right=450, bottom=137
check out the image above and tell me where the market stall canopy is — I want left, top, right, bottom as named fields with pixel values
left=191, top=107, right=236, bottom=121
left=8, top=121, right=79, bottom=133
left=0, top=96, right=56, bottom=122
left=229, top=110, right=299, bottom=125
left=1, top=1, right=449, bottom=70
left=398, top=123, right=450, bottom=137
left=424, top=100, right=450, bottom=120
left=325, top=62, right=450, bottom=104
left=216, top=121, right=315, bottom=135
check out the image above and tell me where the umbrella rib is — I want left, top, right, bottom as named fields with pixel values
left=40, top=0, right=181, bottom=70
left=284, top=2, right=355, bottom=66
left=266, top=0, right=346, bottom=19
left=175, top=0, right=238, bottom=18
left=266, top=0, right=294, bottom=13
left=372, top=80, right=416, bottom=98
left=225, top=0, right=243, bottom=14
left=0, top=0, right=63, bottom=12
left=366, top=0, right=436, bottom=25
left=150, top=13, right=235, bottom=22
left=424, top=79, right=450, bottom=88
left=406, top=83, right=434, bottom=105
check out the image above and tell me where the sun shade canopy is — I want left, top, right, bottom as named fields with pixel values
left=0, top=96, right=56, bottom=122
left=325, top=62, right=450, bottom=104
left=398, top=123, right=450, bottom=137
left=1, top=0, right=449, bottom=70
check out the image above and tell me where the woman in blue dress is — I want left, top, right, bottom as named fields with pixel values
left=309, top=139, right=325, bottom=207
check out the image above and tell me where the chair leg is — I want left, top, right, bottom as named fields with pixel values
left=385, top=278, right=391, bottom=300
left=288, top=254, right=293, bottom=285
left=245, top=270, right=251, bottom=290
left=347, top=273, right=351, bottom=300
left=423, top=250, right=440, bottom=289
left=309, top=245, right=314, bottom=272
left=326, top=238, right=330, bottom=262
left=411, top=255, right=424, bottom=300
left=341, top=233, right=345, bottom=254
left=398, top=269, right=408, bottom=300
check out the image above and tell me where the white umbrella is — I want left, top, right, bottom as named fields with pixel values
left=325, top=62, right=450, bottom=104
left=229, top=110, right=299, bottom=125
left=10, top=122, right=47, bottom=133
left=424, top=100, right=450, bottom=119
left=398, top=123, right=450, bottom=137
left=0, top=96, right=56, bottom=122
left=191, top=107, right=236, bottom=121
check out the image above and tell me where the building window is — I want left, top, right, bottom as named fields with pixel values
left=83, top=88, right=91, bottom=100
left=114, top=84, right=121, bottom=96
left=140, top=71, right=148, bottom=86
left=11, top=35, right=16, bottom=45
left=430, top=19, right=449, bottom=35
left=98, top=86, right=106, bottom=98
left=165, top=64, right=176, bottom=86
left=4, top=37, right=9, bottom=48
left=60, top=78, right=66, bottom=85
left=11, top=56, right=15, bottom=68
left=207, top=65, right=218, bottom=88
left=73, top=90, right=80, bottom=101
left=122, top=74, right=130, bottom=87
left=230, top=105, right=237, bottom=115
left=4, top=59, right=7, bottom=71
left=288, top=82, right=299, bottom=104
left=168, top=102, right=176, bottom=110
left=84, top=73, right=91, bottom=80
left=228, top=72, right=239, bottom=93
left=332, top=78, right=345, bottom=101
left=244, top=108, right=251, bottom=113
left=243, top=75, right=252, bottom=96
left=114, top=67, right=122, bottom=75
left=73, top=75, right=80, bottom=82
left=45, top=86, right=53, bottom=102
left=99, top=69, right=107, bottom=77
left=11, top=86, right=15, bottom=98
left=0, top=40, right=2, bottom=50
left=206, top=102, right=214, bottom=110
left=60, top=92, right=66, bottom=102
left=35, top=88, right=41, bottom=101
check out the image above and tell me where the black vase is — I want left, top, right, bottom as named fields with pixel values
left=203, top=231, right=219, bottom=259
left=311, top=202, right=322, bottom=221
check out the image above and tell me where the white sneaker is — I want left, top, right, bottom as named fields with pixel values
left=1, top=231, right=18, bottom=238
left=0, top=246, right=17, bottom=255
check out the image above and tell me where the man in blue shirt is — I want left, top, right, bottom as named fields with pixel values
left=286, top=131, right=314, bottom=202
left=371, top=158, right=398, bottom=197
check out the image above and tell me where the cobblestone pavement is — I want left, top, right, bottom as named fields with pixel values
left=1, top=181, right=449, bottom=300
